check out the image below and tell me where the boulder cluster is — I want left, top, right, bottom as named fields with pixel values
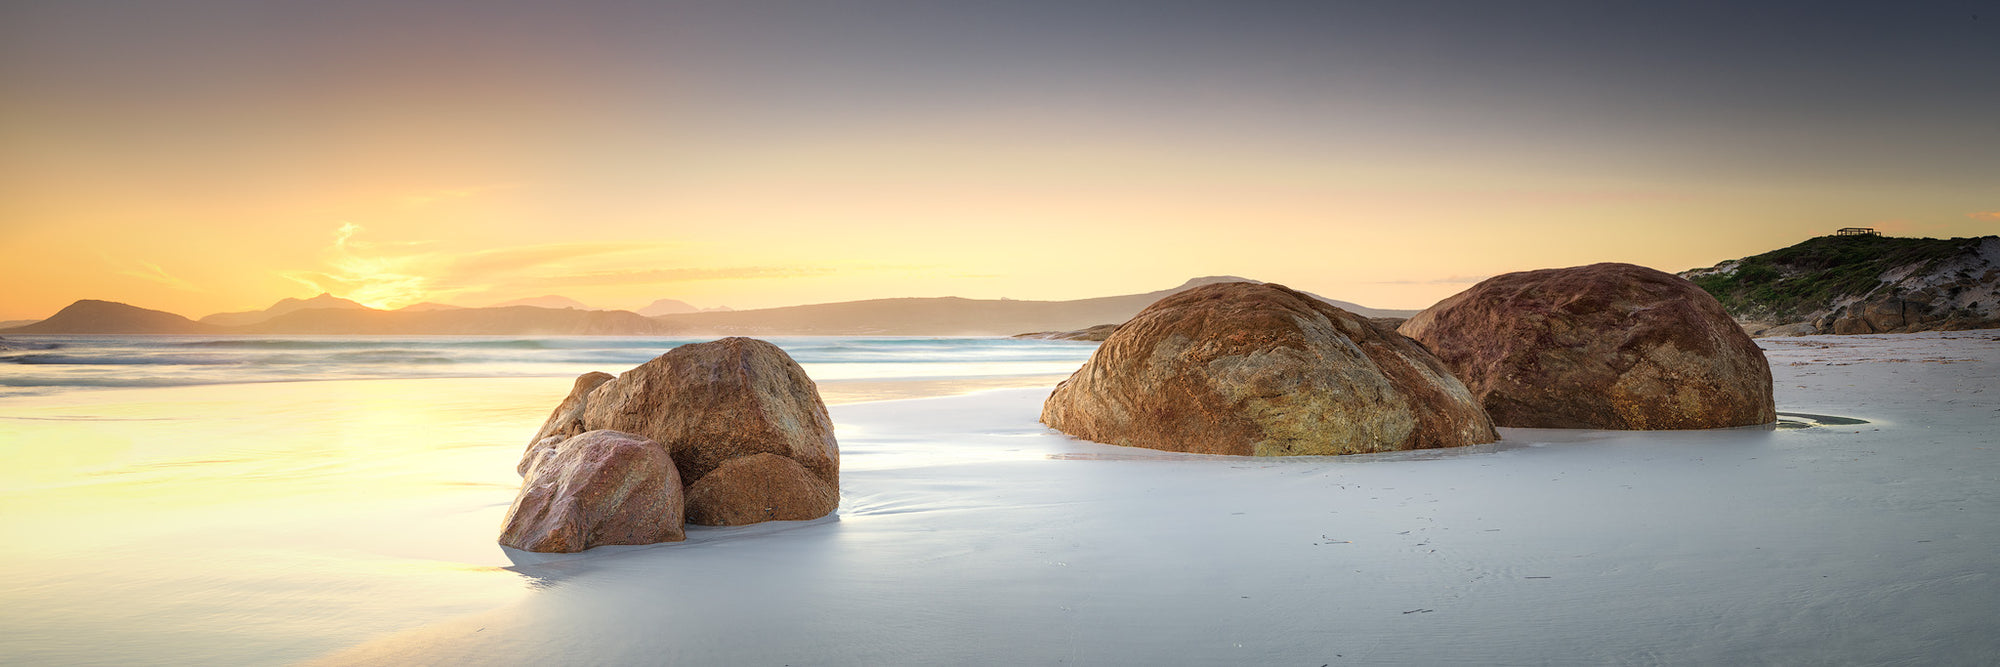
left=500, top=264, right=1778, bottom=552
left=1043, top=263, right=1774, bottom=456
left=500, top=337, right=838, bottom=553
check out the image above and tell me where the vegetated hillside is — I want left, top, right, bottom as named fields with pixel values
left=1680, top=234, right=2000, bottom=335
left=652, top=277, right=1419, bottom=336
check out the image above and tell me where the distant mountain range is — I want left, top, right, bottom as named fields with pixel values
left=1681, top=234, right=2000, bottom=335
left=637, top=298, right=698, bottom=317
left=648, top=276, right=1415, bottom=336
left=490, top=295, right=595, bottom=310
left=200, top=293, right=372, bottom=326
left=1, top=299, right=668, bottom=336
left=4, top=300, right=220, bottom=334
left=0, top=277, right=1415, bottom=336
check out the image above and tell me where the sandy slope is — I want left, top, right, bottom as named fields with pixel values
left=313, top=331, right=2000, bottom=665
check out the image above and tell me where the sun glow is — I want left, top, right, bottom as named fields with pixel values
left=278, top=224, right=436, bottom=309
left=2, top=2, right=1994, bottom=324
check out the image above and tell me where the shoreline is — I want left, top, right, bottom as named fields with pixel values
left=312, top=331, right=1998, bottom=666
left=3, top=331, right=1996, bottom=664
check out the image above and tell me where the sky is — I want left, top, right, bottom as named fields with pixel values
left=2, top=0, right=1996, bottom=320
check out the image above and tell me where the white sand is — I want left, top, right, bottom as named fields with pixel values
left=301, top=331, right=2000, bottom=665
left=0, top=372, right=1065, bottom=666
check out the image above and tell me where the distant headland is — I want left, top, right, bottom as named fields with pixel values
left=1680, top=234, right=2000, bottom=335
left=0, top=277, right=1414, bottom=337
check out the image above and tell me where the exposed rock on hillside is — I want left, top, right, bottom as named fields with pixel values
left=1401, top=263, right=1775, bottom=430
left=1681, top=235, right=2000, bottom=335
left=1042, top=282, right=1496, bottom=456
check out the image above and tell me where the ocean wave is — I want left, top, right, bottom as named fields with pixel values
left=318, top=351, right=462, bottom=364
left=0, top=376, right=262, bottom=388
left=0, top=335, right=1096, bottom=390
left=173, top=338, right=561, bottom=350
left=2, top=353, right=249, bottom=366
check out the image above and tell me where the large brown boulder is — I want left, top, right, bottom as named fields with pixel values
left=500, top=430, right=685, bottom=553
left=1041, top=282, right=1497, bottom=456
left=523, top=337, right=839, bottom=526
left=521, top=371, right=615, bottom=474
left=1398, top=263, right=1775, bottom=429
left=683, top=453, right=840, bottom=526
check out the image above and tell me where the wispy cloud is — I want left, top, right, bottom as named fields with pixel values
left=113, top=259, right=202, bottom=292
left=1969, top=211, right=2000, bottom=222
left=281, top=223, right=837, bottom=308
left=541, top=266, right=837, bottom=287
left=282, top=223, right=460, bottom=308
left=444, top=243, right=643, bottom=277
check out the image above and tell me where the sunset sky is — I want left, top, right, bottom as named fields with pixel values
left=2, top=1, right=1995, bottom=321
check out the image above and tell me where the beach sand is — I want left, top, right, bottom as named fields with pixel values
left=0, top=371, right=1074, bottom=665
left=318, top=331, right=1998, bottom=665
left=4, top=332, right=1998, bottom=664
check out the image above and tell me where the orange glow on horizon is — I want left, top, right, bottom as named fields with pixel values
left=3, top=3, right=1995, bottom=322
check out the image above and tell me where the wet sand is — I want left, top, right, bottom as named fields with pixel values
left=0, top=372, right=1087, bottom=665
left=303, top=331, right=2000, bottom=665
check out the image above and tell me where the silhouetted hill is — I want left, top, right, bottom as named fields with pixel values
left=651, top=277, right=1417, bottom=336
left=394, top=302, right=464, bottom=312
left=5, top=300, right=668, bottom=336
left=2, top=300, right=219, bottom=334
left=238, top=306, right=670, bottom=335
left=637, top=298, right=699, bottom=317
left=491, top=295, right=594, bottom=310
left=200, top=293, right=371, bottom=326
left=6, top=277, right=1413, bottom=337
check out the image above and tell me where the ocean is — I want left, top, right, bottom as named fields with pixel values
left=0, top=335, right=1099, bottom=395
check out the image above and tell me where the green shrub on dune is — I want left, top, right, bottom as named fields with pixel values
left=1685, top=235, right=1979, bottom=326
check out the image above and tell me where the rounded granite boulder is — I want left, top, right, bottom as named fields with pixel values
left=500, top=429, right=685, bottom=553
left=1398, top=262, right=1775, bottom=430
left=1041, top=281, right=1497, bottom=456
left=519, top=337, right=839, bottom=526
